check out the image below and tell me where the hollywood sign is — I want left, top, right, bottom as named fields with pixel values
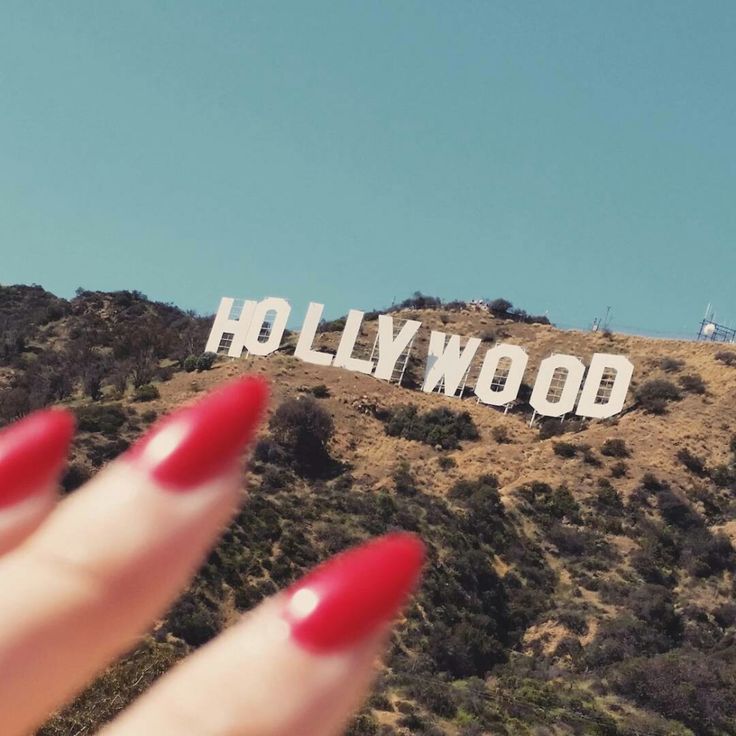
left=206, top=297, right=634, bottom=419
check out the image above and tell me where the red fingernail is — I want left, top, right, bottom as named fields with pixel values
left=126, top=376, right=269, bottom=490
left=283, top=532, right=425, bottom=653
left=0, top=409, right=75, bottom=508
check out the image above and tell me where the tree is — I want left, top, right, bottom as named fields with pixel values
left=269, top=397, right=335, bottom=474
left=488, top=298, right=513, bottom=314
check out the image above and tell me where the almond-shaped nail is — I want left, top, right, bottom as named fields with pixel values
left=126, top=375, right=269, bottom=491
left=0, top=409, right=75, bottom=508
left=282, top=532, right=425, bottom=653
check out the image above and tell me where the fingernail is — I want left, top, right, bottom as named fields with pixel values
left=282, top=532, right=425, bottom=653
left=126, top=375, right=269, bottom=490
left=0, top=409, right=75, bottom=508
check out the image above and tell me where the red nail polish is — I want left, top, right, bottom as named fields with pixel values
left=0, top=409, right=75, bottom=508
left=126, top=376, right=269, bottom=490
left=283, top=532, right=425, bottom=653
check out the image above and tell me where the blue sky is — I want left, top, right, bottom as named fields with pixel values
left=1, top=1, right=734, bottom=337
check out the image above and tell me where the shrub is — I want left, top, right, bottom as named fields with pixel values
left=345, top=713, right=380, bottom=736
left=134, top=383, right=160, bottom=402
left=601, top=438, right=630, bottom=458
left=538, top=416, right=584, bottom=439
left=75, top=404, right=127, bottom=436
left=61, top=463, right=91, bottom=494
left=155, top=364, right=175, bottom=382
left=579, top=444, right=601, bottom=466
left=252, top=438, right=290, bottom=467
left=269, top=396, right=335, bottom=474
left=683, top=529, right=736, bottom=577
left=609, top=650, right=736, bottom=735
left=488, top=298, right=513, bottom=314
left=676, top=447, right=708, bottom=476
left=678, top=373, right=706, bottom=394
left=711, top=464, right=734, bottom=488
left=659, top=357, right=684, bottom=373
left=641, top=472, right=665, bottom=491
left=715, top=350, right=736, bottom=366
left=385, top=405, right=479, bottom=450
left=611, top=461, right=628, bottom=478
left=553, top=441, right=577, bottom=458
left=657, top=486, right=702, bottom=530
left=595, top=479, right=624, bottom=513
left=310, top=383, right=330, bottom=398
left=86, top=437, right=130, bottom=467
left=183, top=355, right=198, bottom=372
left=558, top=609, right=588, bottom=635
left=492, top=426, right=511, bottom=444
left=547, top=523, right=594, bottom=556
left=393, top=461, right=418, bottom=496
left=438, top=455, right=457, bottom=470
left=635, top=379, right=681, bottom=413
left=195, top=352, right=216, bottom=371
left=167, top=593, right=222, bottom=647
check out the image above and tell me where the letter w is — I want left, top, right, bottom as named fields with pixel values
left=422, top=331, right=481, bottom=396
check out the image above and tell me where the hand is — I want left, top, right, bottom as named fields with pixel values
left=0, top=376, right=424, bottom=735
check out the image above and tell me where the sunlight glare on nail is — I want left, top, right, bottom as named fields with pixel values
left=142, top=421, right=190, bottom=465
left=287, top=588, right=320, bottom=620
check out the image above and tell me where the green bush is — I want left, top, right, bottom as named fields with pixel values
left=134, top=383, right=160, bottom=402
left=195, top=352, right=216, bottom=371
left=385, top=404, right=479, bottom=450
left=269, top=396, right=335, bottom=475
left=75, top=403, right=127, bottom=436
left=183, top=355, right=198, bottom=372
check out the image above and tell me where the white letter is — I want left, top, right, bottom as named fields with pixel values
left=294, top=302, right=334, bottom=366
left=474, top=344, right=528, bottom=406
left=530, top=354, right=586, bottom=417
left=576, top=353, right=634, bottom=418
left=334, top=310, right=374, bottom=374
left=244, top=297, right=291, bottom=356
left=374, top=315, right=422, bottom=381
left=205, top=297, right=257, bottom=357
left=422, top=331, right=481, bottom=395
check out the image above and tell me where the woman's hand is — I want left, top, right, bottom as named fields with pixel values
left=0, top=376, right=424, bottom=735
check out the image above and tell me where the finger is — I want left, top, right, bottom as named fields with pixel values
left=0, top=409, right=74, bottom=556
left=101, top=533, right=425, bottom=736
left=0, top=375, right=268, bottom=736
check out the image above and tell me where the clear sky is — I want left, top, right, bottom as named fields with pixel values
left=1, top=1, right=734, bottom=337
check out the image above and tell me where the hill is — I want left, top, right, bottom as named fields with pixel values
left=2, top=285, right=736, bottom=736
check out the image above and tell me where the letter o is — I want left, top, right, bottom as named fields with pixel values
left=244, top=297, right=291, bottom=356
left=530, top=354, right=586, bottom=417
left=474, top=344, right=528, bottom=406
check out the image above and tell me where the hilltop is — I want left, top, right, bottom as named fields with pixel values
left=2, top=285, right=736, bottom=736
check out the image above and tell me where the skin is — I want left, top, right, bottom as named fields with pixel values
left=0, top=407, right=406, bottom=736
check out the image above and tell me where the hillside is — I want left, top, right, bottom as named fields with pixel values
left=2, top=285, right=736, bottom=736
